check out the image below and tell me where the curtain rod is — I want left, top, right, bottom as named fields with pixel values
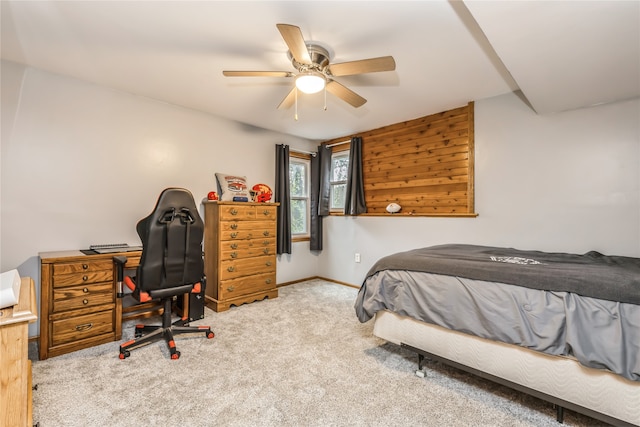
left=326, top=139, right=351, bottom=148
left=290, top=148, right=317, bottom=157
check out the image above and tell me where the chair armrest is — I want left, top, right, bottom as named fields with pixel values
left=113, top=256, right=128, bottom=298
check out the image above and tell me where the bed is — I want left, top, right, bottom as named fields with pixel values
left=354, top=244, right=640, bottom=426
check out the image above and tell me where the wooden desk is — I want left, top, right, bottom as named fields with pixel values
left=0, top=277, right=38, bottom=427
left=39, top=250, right=144, bottom=360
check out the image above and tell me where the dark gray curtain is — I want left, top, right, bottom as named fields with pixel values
left=310, top=145, right=331, bottom=250
left=344, top=136, right=367, bottom=215
left=317, top=145, right=332, bottom=216
left=275, top=144, right=291, bottom=254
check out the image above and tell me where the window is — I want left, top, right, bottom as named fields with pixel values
left=330, top=151, right=349, bottom=210
left=289, top=156, right=310, bottom=237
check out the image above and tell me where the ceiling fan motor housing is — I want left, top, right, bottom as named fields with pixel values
left=289, top=43, right=331, bottom=74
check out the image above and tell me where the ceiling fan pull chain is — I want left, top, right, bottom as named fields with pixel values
left=294, top=87, right=299, bottom=121
left=324, top=85, right=327, bottom=111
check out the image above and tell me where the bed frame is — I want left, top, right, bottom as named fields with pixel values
left=373, top=310, right=640, bottom=427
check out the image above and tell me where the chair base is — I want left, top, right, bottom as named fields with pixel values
left=119, top=297, right=214, bottom=360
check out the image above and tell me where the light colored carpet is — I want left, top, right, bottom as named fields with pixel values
left=30, top=279, right=601, bottom=426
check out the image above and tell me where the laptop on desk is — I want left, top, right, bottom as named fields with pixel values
left=90, top=245, right=143, bottom=254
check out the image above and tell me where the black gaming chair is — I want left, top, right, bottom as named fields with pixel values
left=114, top=188, right=214, bottom=360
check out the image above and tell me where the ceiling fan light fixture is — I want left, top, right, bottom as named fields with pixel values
left=295, top=71, right=326, bottom=94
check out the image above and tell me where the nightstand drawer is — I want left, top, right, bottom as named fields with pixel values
left=51, top=310, right=114, bottom=347
left=52, top=282, right=114, bottom=312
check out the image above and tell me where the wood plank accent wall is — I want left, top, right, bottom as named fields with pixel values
left=323, top=102, right=476, bottom=216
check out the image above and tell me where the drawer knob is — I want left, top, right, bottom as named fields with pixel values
left=227, top=266, right=235, bottom=272
left=75, top=323, right=93, bottom=332
left=230, top=243, right=238, bottom=249
left=263, top=240, right=269, bottom=245
left=83, top=299, right=89, bottom=305
left=266, top=261, right=272, bottom=267
left=82, top=275, right=88, bottom=281
left=83, top=288, right=89, bottom=293
left=230, top=208, right=238, bottom=215
left=263, top=248, right=269, bottom=254
left=227, top=286, right=235, bottom=292
left=263, top=210, right=270, bottom=216
left=263, top=231, right=270, bottom=237
left=82, top=264, right=89, bottom=270
left=231, top=232, right=238, bottom=239
left=265, top=278, right=272, bottom=285
left=230, top=223, right=238, bottom=230
left=231, top=252, right=238, bottom=259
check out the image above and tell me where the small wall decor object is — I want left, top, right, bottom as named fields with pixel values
left=386, top=203, right=401, bottom=214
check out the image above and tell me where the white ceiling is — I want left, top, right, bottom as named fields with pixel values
left=1, top=1, right=638, bottom=141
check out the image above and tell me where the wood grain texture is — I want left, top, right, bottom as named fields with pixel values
left=324, top=102, right=476, bottom=216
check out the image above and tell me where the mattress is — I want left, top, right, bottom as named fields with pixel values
left=356, top=270, right=640, bottom=381
left=373, top=309, right=640, bottom=426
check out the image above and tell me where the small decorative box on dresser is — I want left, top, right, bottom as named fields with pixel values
left=203, top=201, right=279, bottom=312
left=39, top=250, right=141, bottom=360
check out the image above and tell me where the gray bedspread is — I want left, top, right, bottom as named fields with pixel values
left=356, top=244, right=640, bottom=381
left=364, top=244, right=640, bottom=305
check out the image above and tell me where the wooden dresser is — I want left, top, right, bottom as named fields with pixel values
left=39, top=250, right=141, bottom=360
left=203, top=201, right=278, bottom=312
left=0, top=277, right=37, bottom=427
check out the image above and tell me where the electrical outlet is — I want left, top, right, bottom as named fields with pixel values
left=355, top=253, right=361, bottom=263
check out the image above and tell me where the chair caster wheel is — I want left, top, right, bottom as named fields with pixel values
left=171, top=351, right=180, bottom=360
left=207, top=331, right=214, bottom=339
left=119, top=350, right=130, bottom=359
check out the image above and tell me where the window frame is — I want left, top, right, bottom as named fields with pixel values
left=329, top=149, right=350, bottom=212
left=289, top=153, right=311, bottom=240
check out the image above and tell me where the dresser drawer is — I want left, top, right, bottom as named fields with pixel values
left=218, top=272, right=276, bottom=299
left=220, top=227, right=275, bottom=241
left=219, top=205, right=256, bottom=220
left=51, top=309, right=115, bottom=347
left=220, top=219, right=274, bottom=233
left=52, top=282, right=114, bottom=312
left=220, top=238, right=275, bottom=252
left=53, top=259, right=114, bottom=276
left=254, top=206, right=276, bottom=220
left=220, top=255, right=276, bottom=280
left=220, top=245, right=275, bottom=261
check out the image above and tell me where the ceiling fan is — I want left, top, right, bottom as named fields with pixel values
left=223, top=24, right=396, bottom=111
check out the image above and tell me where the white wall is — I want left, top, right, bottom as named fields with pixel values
left=1, top=61, right=318, bottom=335
left=3, top=61, right=639, bottom=334
left=319, top=92, right=640, bottom=285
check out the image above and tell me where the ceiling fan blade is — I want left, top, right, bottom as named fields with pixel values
left=277, top=87, right=297, bottom=110
left=328, top=56, right=396, bottom=77
left=223, top=71, right=293, bottom=77
left=276, top=24, right=312, bottom=65
left=326, top=80, right=367, bottom=108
